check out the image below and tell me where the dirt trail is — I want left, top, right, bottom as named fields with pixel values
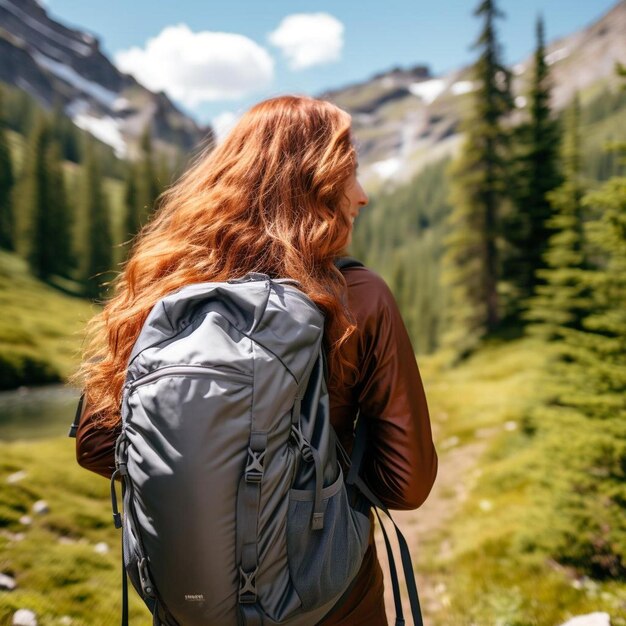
left=373, top=431, right=490, bottom=626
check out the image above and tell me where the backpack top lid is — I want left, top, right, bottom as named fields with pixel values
left=124, top=274, right=325, bottom=389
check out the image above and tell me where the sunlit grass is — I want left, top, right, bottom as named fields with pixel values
left=0, top=250, right=97, bottom=388
left=0, top=437, right=152, bottom=626
left=418, top=338, right=626, bottom=626
left=1, top=337, right=624, bottom=624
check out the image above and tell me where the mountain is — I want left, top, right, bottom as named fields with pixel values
left=321, top=0, right=626, bottom=190
left=0, top=0, right=212, bottom=160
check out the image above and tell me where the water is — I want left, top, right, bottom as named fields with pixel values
left=0, top=384, right=80, bottom=441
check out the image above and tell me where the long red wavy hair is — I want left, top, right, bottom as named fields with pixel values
left=70, top=95, right=359, bottom=428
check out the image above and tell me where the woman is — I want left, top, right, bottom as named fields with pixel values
left=72, top=94, right=438, bottom=625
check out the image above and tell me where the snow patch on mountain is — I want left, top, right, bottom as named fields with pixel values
left=112, top=97, right=132, bottom=112
left=32, top=51, right=119, bottom=109
left=371, top=157, right=402, bottom=179
left=451, top=80, right=474, bottom=96
left=71, top=109, right=127, bottom=158
left=408, top=79, right=446, bottom=105
left=546, top=46, right=569, bottom=66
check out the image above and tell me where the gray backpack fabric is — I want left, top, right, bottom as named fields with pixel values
left=110, top=270, right=372, bottom=626
left=81, top=259, right=425, bottom=625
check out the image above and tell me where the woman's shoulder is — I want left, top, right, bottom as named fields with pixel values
left=341, top=265, right=398, bottom=320
left=342, top=264, right=394, bottom=298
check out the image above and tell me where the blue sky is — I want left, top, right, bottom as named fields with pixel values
left=46, top=0, right=618, bottom=132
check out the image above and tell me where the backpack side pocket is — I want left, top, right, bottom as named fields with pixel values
left=286, top=467, right=371, bottom=611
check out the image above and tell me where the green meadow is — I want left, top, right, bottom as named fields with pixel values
left=1, top=296, right=624, bottom=624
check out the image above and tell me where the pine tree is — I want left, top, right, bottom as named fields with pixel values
left=440, top=0, right=513, bottom=359
left=45, top=141, right=74, bottom=277
left=524, top=95, right=590, bottom=339
left=83, top=138, right=113, bottom=299
left=18, top=113, right=53, bottom=279
left=0, top=87, right=15, bottom=250
left=123, top=162, right=140, bottom=241
left=502, top=15, right=562, bottom=320
left=537, top=117, right=626, bottom=579
left=137, top=124, right=161, bottom=224
left=50, top=99, right=81, bottom=163
left=9, top=89, right=36, bottom=137
left=16, top=112, right=75, bottom=280
left=556, top=65, right=626, bottom=420
left=558, top=176, right=626, bottom=421
left=157, top=152, right=172, bottom=193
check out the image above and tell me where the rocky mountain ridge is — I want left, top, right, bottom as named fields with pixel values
left=0, top=0, right=623, bottom=181
left=321, top=1, right=626, bottom=189
left=0, top=0, right=212, bottom=161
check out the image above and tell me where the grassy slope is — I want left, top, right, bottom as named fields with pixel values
left=0, top=438, right=151, bottom=626
left=0, top=250, right=97, bottom=387
left=418, top=339, right=626, bottom=625
left=1, top=128, right=126, bottom=388
left=1, top=339, right=624, bottom=624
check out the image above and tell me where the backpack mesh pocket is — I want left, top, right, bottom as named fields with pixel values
left=286, top=468, right=371, bottom=611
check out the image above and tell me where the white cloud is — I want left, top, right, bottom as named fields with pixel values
left=268, top=13, right=344, bottom=70
left=114, top=24, right=274, bottom=106
left=212, top=111, right=240, bottom=143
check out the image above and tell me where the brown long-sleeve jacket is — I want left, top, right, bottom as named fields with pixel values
left=75, top=265, right=438, bottom=625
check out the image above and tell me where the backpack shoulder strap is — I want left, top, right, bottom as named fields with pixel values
left=346, top=418, right=425, bottom=626
left=334, top=256, right=364, bottom=271
left=68, top=392, right=85, bottom=438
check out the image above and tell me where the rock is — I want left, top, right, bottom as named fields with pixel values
left=32, top=500, right=49, bottom=515
left=434, top=582, right=447, bottom=595
left=12, top=609, right=37, bottom=626
left=0, top=573, right=16, bottom=590
left=58, top=536, right=77, bottom=545
left=474, top=427, right=498, bottom=438
left=94, top=542, right=109, bottom=555
left=18, top=515, right=32, bottom=526
left=559, top=613, right=611, bottom=626
left=6, top=471, right=27, bottom=484
left=441, top=436, right=459, bottom=450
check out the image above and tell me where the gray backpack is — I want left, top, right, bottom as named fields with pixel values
left=74, top=259, right=424, bottom=625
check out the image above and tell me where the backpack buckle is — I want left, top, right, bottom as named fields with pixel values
left=238, top=567, right=258, bottom=604
left=244, top=448, right=265, bottom=484
left=290, top=425, right=313, bottom=462
left=138, top=557, right=156, bottom=598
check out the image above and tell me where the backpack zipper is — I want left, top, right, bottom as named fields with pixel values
left=128, top=365, right=251, bottom=391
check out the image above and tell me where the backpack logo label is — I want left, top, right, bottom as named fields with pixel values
left=185, top=594, right=205, bottom=602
